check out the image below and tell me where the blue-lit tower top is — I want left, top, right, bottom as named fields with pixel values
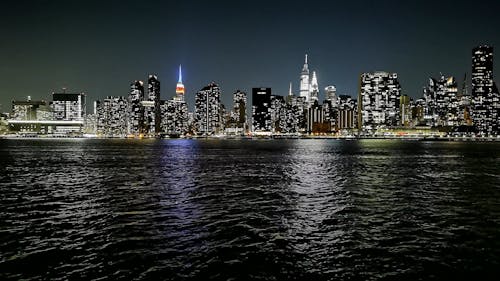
left=176, top=65, right=185, bottom=101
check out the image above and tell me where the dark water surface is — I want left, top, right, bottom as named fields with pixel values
left=1, top=139, right=500, bottom=280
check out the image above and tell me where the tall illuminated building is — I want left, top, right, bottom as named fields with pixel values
left=310, top=71, right=319, bottom=103
left=358, top=71, right=401, bottom=132
left=143, top=74, right=161, bottom=135
left=95, top=96, right=128, bottom=137
left=299, top=54, right=310, bottom=103
left=161, top=65, right=188, bottom=136
left=194, top=82, right=223, bottom=136
left=231, top=90, right=247, bottom=129
left=338, top=95, right=357, bottom=130
left=252, top=87, right=272, bottom=133
left=128, top=80, right=144, bottom=135
left=471, top=45, right=499, bottom=135
left=423, top=75, right=459, bottom=127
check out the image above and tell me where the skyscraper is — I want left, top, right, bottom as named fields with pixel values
left=299, top=54, right=310, bottom=103
left=281, top=84, right=304, bottom=134
left=471, top=45, right=499, bottom=135
left=324, top=85, right=338, bottom=106
left=143, top=74, right=161, bottom=135
left=270, top=94, right=285, bottom=133
left=423, top=75, right=459, bottom=127
left=95, top=96, right=128, bottom=137
left=161, top=99, right=188, bottom=136
left=231, top=90, right=247, bottom=128
left=252, top=87, right=272, bottom=133
left=338, top=95, right=357, bottom=130
left=358, top=72, right=401, bottom=132
left=128, top=80, right=144, bottom=136
left=194, top=82, right=223, bottom=136
left=310, top=71, right=319, bottom=103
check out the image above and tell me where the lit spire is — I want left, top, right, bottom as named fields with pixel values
left=302, top=54, right=309, bottom=74
left=176, top=64, right=185, bottom=97
left=311, top=71, right=318, bottom=87
left=289, top=82, right=293, bottom=96
left=178, top=65, right=182, bottom=83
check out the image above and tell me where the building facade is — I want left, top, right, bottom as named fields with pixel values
left=51, top=92, right=86, bottom=121
left=143, top=74, right=161, bottom=135
left=358, top=72, right=401, bottom=132
left=11, top=97, right=50, bottom=121
left=95, top=96, right=128, bottom=137
left=252, top=87, right=272, bottom=133
left=195, top=82, right=223, bottom=136
left=226, top=90, right=247, bottom=135
left=128, top=80, right=145, bottom=136
left=337, top=95, right=357, bottom=130
left=471, top=45, right=499, bottom=135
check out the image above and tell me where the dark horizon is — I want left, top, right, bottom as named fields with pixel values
left=1, top=0, right=500, bottom=112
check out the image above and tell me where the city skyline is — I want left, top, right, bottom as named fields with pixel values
left=1, top=0, right=500, bottom=112
left=4, top=44, right=499, bottom=138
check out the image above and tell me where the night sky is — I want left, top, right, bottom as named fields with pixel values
left=1, top=0, right=500, bottom=112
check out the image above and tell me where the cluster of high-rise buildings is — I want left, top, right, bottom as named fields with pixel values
left=4, top=45, right=499, bottom=138
left=249, top=45, right=499, bottom=137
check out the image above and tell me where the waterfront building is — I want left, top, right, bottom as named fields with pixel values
left=143, top=74, right=161, bottom=136
left=226, top=90, right=247, bottom=135
left=95, top=96, right=128, bottom=137
left=337, top=95, right=357, bottom=130
left=9, top=91, right=85, bottom=135
left=412, top=98, right=426, bottom=125
left=84, top=113, right=97, bottom=135
left=11, top=97, right=50, bottom=121
left=128, top=80, right=145, bottom=136
left=161, top=99, right=188, bottom=136
left=358, top=72, right=401, bottom=132
left=270, top=95, right=285, bottom=133
left=252, top=87, right=272, bottom=133
left=422, top=75, right=459, bottom=127
left=51, top=91, right=86, bottom=121
left=322, top=100, right=337, bottom=133
left=400, top=95, right=412, bottom=127
left=280, top=84, right=303, bottom=134
left=232, top=90, right=247, bottom=126
left=9, top=97, right=53, bottom=133
left=458, top=73, right=473, bottom=126
left=194, top=82, right=223, bottom=136
left=306, top=100, right=327, bottom=134
left=471, top=45, right=500, bottom=135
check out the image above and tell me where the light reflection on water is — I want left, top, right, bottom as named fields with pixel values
left=0, top=139, right=499, bottom=280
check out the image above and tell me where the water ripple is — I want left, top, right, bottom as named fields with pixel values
left=0, top=139, right=500, bottom=280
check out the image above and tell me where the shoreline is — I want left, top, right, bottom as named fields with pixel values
left=1, top=135, right=499, bottom=142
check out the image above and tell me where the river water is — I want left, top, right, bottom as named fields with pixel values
left=1, top=139, right=500, bottom=280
